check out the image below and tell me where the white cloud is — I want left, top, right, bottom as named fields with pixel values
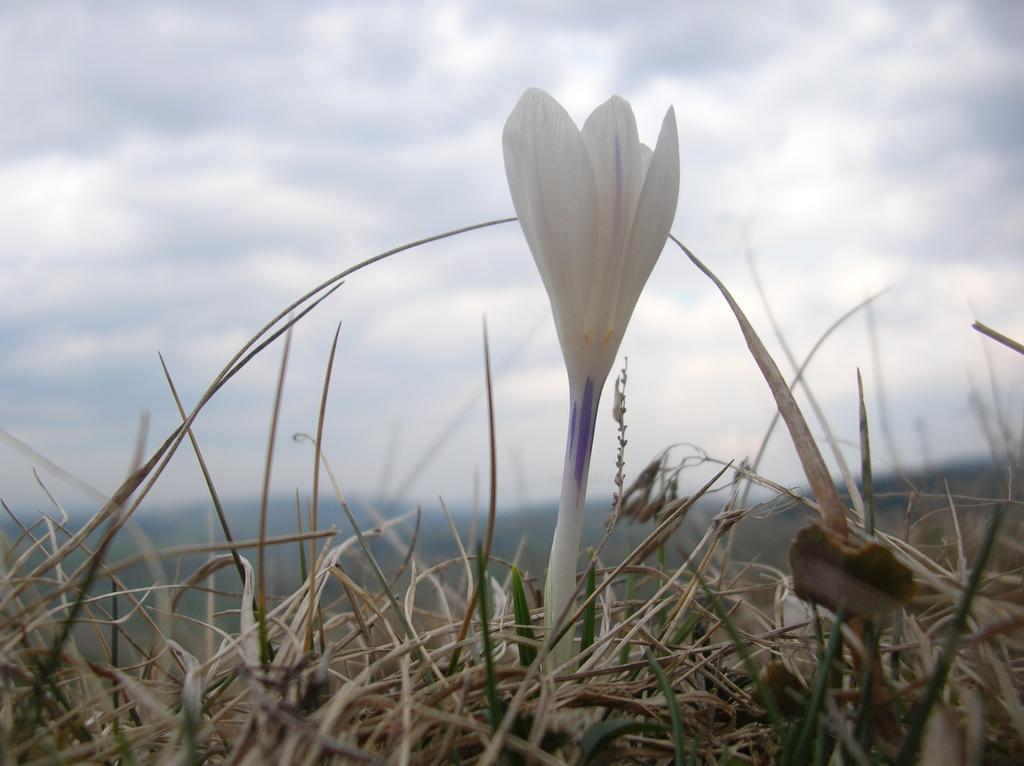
left=0, top=156, right=141, bottom=260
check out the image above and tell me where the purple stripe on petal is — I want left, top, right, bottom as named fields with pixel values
left=612, top=135, right=625, bottom=260
left=573, top=377, right=596, bottom=488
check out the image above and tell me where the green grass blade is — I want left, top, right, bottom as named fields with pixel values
left=853, top=620, right=878, bottom=753
left=789, top=607, right=844, bottom=766
left=477, top=549, right=504, bottom=730
left=510, top=565, right=537, bottom=667
left=646, top=648, right=686, bottom=766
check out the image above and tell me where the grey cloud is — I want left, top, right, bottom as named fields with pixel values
left=0, top=0, right=1021, bottom=511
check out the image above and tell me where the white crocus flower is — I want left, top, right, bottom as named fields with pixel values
left=503, top=88, right=679, bottom=669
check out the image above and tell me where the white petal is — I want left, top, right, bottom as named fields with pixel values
left=580, top=97, right=646, bottom=349
left=616, top=107, right=680, bottom=344
left=581, top=96, right=645, bottom=242
left=639, top=143, right=653, bottom=179
left=503, top=89, right=598, bottom=370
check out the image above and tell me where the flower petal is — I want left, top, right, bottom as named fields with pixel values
left=503, top=88, right=598, bottom=367
left=580, top=96, right=646, bottom=351
left=639, top=143, right=653, bottom=178
left=581, top=96, right=645, bottom=244
left=616, top=106, right=679, bottom=336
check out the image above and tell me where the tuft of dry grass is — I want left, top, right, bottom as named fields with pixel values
left=2, top=225, right=1023, bottom=764
left=3, top=459, right=1021, bottom=764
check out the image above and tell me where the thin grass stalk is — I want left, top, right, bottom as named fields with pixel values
left=158, top=352, right=246, bottom=586
left=973, top=320, right=1024, bottom=357
left=110, top=577, right=119, bottom=713
left=446, top=318, right=499, bottom=676
left=258, top=322, right=293, bottom=665
left=295, top=492, right=308, bottom=583
left=855, top=368, right=881, bottom=755
left=388, top=314, right=546, bottom=505
left=306, top=321, right=342, bottom=652
left=857, top=369, right=876, bottom=536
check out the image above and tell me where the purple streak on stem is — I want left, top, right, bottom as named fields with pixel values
left=545, top=374, right=602, bottom=670
left=567, top=399, right=578, bottom=458
left=573, top=377, right=595, bottom=490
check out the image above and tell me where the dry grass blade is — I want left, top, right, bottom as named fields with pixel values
left=742, top=290, right=887, bottom=490
left=307, top=322, right=343, bottom=652
left=258, top=321, right=293, bottom=665
left=857, top=368, right=877, bottom=536
left=973, top=320, right=1024, bottom=357
left=746, top=253, right=884, bottom=520
left=158, top=351, right=246, bottom=586
left=446, top=317, right=500, bottom=676
left=672, top=235, right=848, bottom=537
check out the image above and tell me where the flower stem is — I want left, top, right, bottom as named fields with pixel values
left=545, top=376, right=599, bottom=671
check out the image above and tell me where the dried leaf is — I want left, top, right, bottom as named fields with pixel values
left=789, top=524, right=915, bottom=617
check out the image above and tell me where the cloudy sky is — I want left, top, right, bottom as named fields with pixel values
left=1, top=1, right=1022, bottom=518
